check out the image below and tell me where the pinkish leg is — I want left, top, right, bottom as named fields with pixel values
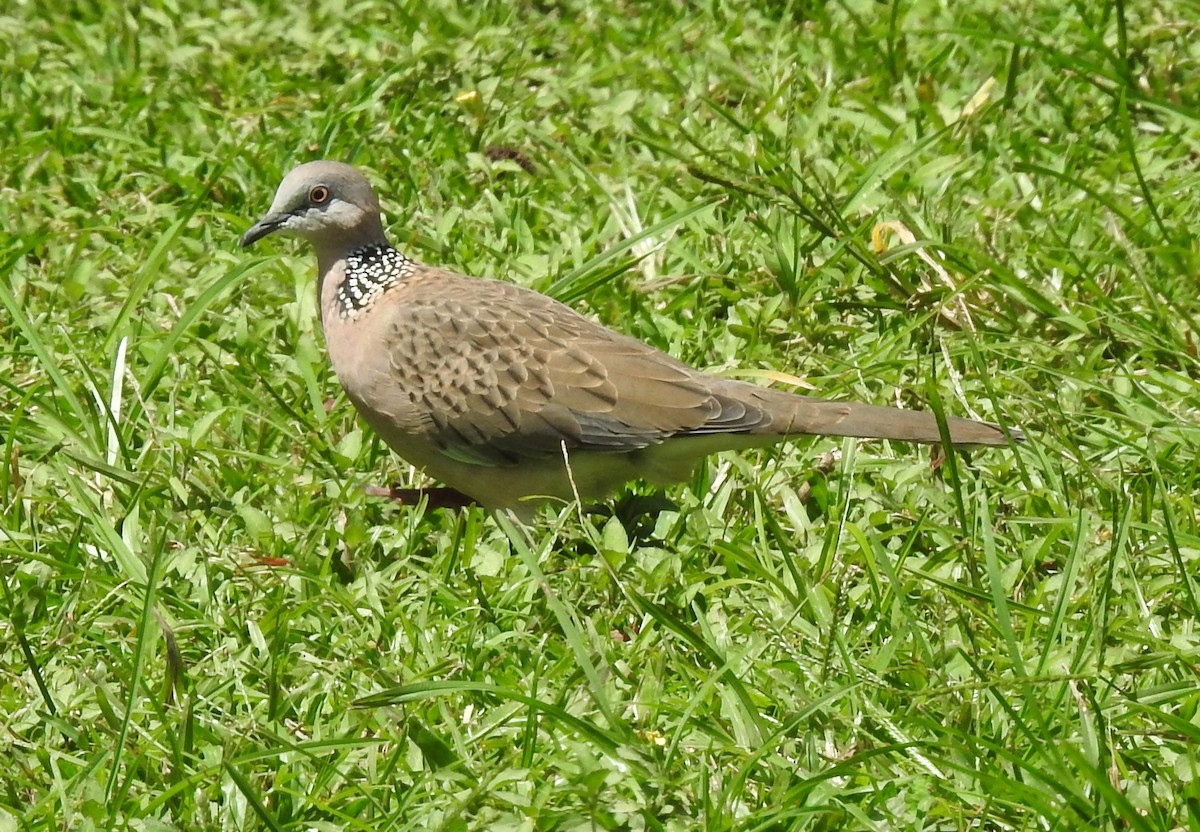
left=362, top=485, right=477, bottom=509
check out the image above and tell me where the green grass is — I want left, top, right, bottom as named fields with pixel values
left=3, top=0, right=1200, bottom=828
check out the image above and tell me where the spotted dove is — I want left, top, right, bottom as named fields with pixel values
left=241, top=161, right=1021, bottom=517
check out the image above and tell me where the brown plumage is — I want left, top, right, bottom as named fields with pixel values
left=241, top=161, right=1022, bottom=516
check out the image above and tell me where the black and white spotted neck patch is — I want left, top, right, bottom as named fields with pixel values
left=336, top=245, right=417, bottom=318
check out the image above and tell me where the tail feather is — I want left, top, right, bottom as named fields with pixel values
left=718, top=383, right=1023, bottom=448
left=785, top=396, right=1020, bottom=446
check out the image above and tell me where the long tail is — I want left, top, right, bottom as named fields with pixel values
left=733, top=384, right=1023, bottom=447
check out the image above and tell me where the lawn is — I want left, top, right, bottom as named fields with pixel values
left=2, top=0, right=1199, bottom=829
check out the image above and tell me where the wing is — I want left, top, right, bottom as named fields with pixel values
left=383, top=275, right=774, bottom=466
